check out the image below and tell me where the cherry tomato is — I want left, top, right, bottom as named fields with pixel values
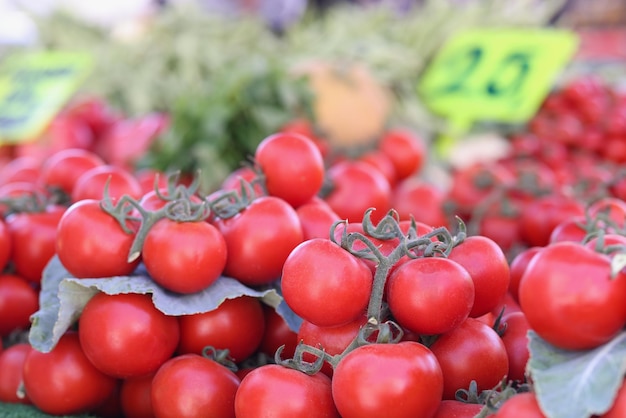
left=235, top=364, right=338, bottom=418
left=281, top=238, right=372, bottom=327
left=22, top=332, right=117, bottom=416
left=332, top=341, right=443, bottom=417
left=214, top=196, right=303, bottom=286
left=142, top=218, right=227, bottom=294
left=500, top=311, right=531, bottom=382
left=120, top=373, right=155, bottom=418
left=493, top=392, right=546, bottom=418
left=519, top=193, right=585, bottom=247
left=38, top=148, right=105, bottom=196
left=358, top=149, right=398, bottom=186
left=387, top=257, right=474, bottom=335
left=0, top=219, right=11, bottom=275
left=258, top=304, right=298, bottom=360
left=433, top=400, right=483, bottom=418
left=56, top=199, right=140, bottom=278
left=78, top=292, right=180, bottom=378
left=295, top=197, right=341, bottom=241
left=177, top=296, right=265, bottom=363
left=508, top=246, right=541, bottom=303
left=549, top=215, right=588, bottom=244
left=447, top=235, right=510, bottom=318
left=0, top=274, right=39, bottom=336
left=151, top=353, right=240, bottom=418
left=519, top=242, right=626, bottom=350
left=254, top=132, right=325, bottom=208
left=378, top=128, right=426, bottom=180
left=0, top=156, right=40, bottom=185
left=601, top=380, right=626, bottom=417
left=391, top=177, right=449, bottom=228
left=0, top=343, right=32, bottom=404
left=71, top=164, right=143, bottom=203
left=429, top=318, right=509, bottom=400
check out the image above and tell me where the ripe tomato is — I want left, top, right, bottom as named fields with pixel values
left=142, top=218, right=227, bottom=294
left=177, top=296, right=265, bottom=363
left=0, top=156, right=40, bottom=185
left=38, top=148, right=105, bottom=195
left=548, top=215, right=588, bottom=244
left=588, top=196, right=626, bottom=230
left=56, top=199, right=140, bottom=278
left=120, top=373, right=155, bottom=418
left=433, top=400, right=483, bottom=418
left=508, top=246, right=541, bottom=303
left=0, top=274, right=39, bottom=336
left=281, top=238, right=372, bottom=327
left=22, top=332, right=117, bottom=416
left=78, top=292, right=180, bottom=378
left=332, top=341, right=443, bottom=417
left=0, top=219, right=11, bottom=275
left=429, top=318, right=509, bottom=400
left=0, top=343, right=32, bottom=404
left=500, top=311, right=531, bottom=382
left=71, top=164, right=143, bottom=203
left=151, top=353, right=240, bottom=418
left=258, top=304, right=298, bottom=360
left=387, top=257, right=474, bottom=335
left=378, top=128, right=426, bottom=180
left=601, top=380, right=626, bottom=417
left=214, top=196, right=303, bottom=286
left=5, top=204, right=65, bottom=283
left=358, top=149, right=398, bottom=186
left=235, top=364, right=338, bottom=418
left=295, top=197, right=341, bottom=241
left=323, top=160, right=392, bottom=224
left=493, top=392, right=546, bottom=418
left=447, top=235, right=510, bottom=318
left=391, top=177, right=449, bottom=228
left=254, top=132, right=325, bottom=208
left=519, top=193, right=585, bottom=247
left=519, top=242, right=626, bottom=350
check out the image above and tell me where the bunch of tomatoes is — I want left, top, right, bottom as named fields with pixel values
left=1, top=74, right=626, bottom=418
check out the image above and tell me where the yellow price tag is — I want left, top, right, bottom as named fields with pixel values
left=419, top=28, right=578, bottom=123
left=0, top=51, right=93, bottom=143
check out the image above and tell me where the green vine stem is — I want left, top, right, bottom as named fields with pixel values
left=202, top=346, right=238, bottom=373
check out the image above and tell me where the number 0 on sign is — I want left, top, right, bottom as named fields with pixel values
left=419, top=28, right=578, bottom=123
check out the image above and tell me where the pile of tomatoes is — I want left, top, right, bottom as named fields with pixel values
left=1, top=75, right=626, bottom=418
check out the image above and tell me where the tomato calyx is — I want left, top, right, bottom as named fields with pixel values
left=208, top=177, right=265, bottom=220
left=201, top=346, right=238, bottom=373
left=0, top=189, right=66, bottom=215
left=275, top=341, right=327, bottom=375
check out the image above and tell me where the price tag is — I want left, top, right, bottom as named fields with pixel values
left=419, top=28, right=579, bottom=124
left=0, top=51, right=93, bottom=143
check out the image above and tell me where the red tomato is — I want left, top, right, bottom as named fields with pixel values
left=519, top=193, right=585, bottom=247
left=500, top=311, right=531, bottom=382
left=254, top=132, right=325, bottom=208
left=71, top=164, right=143, bottom=203
left=323, top=160, right=392, bottom=224
left=387, top=257, right=475, bottom=335
left=143, top=218, right=227, bottom=294
left=295, top=198, right=341, bottom=241
left=151, top=353, right=240, bottom=418
left=120, top=373, right=155, bottom=418
left=220, top=166, right=265, bottom=198
left=601, top=380, right=626, bottom=417
left=0, top=156, right=40, bottom=185
left=588, top=196, right=626, bottom=231
left=22, top=332, right=117, bottom=416
left=0, top=219, right=12, bottom=273
left=391, top=178, right=449, bottom=228
left=447, top=235, right=510, bottom=318
left=134, top=168, right=169, bottom=195
left=549, top=215, right=588, bottom=244
left=0, top=274, right=39, bottom=336
left=493, top=392, right=546, bottom=418
left=280, top=117, right=330, bottom=158
left=519, top=242, right=626, bottom=350
left=297, top=316, right=367, bottom=377
left=378, top=128, right=426, bottom=180
left=332, top=341, right=443, bottom=417
left=214, top=196, right=303, bottom=286
left=258, top=305, right=298, bottom=360
left=235, top=364, right=338, bottom=418
left=0, top=343, right=32, bottom=404
left=282, top=238, right=372, bottom=327
left=38, top=148, right=105, bottom=196
left=429, top=318, right=509, bottom=400
left=177, top=296, right=265, bottom=363
left=78, top=292, right=180, bottom=378
left=5, top=204, right=65, bottom=283
left=358, top=149, right=398, bottom=186
left=433, top=400, right=483, bottom=418
left=56, top=199, right=140, bottom=278
left=508, top=246, right=541, bottom=303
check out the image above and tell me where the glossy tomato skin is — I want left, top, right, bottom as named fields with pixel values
left=6, top=205, right=65, bottom=283
left=151, top=353, right=240, bottom=418
left=120, top=373, right=155, bottom=418
left=519, top=242, right=626, bottom=350
left=0, top=274, right=39, bottom=336
left=177, top=296, right=265, bottom=363
left=447, top=235, right=510, bottom=318
left=332, top=341, right=443, bottom=418
left=38, top=148, right=105, bottom=195
left=78, top=293, right=180, bottom=378
left=281, top=238, right=373, bottom=327
left=493, top=392, right=546, bottom=418
left=235, top=364, right=338, bottom=418
left=214, top=196, right=303, bottom=286
left=0, top=343, right=32, bottom=404
left=323, top=160, right=392, bottom=224
left=500, top=311, right=531, bottom=382
left=378, top=128, right=426, bottom=180
left=70, top=164, right=143, bottom=203
left=549, top=215, right=588, bottom=244
left=22, top=332, right=117, bottom=416
left=142, top=218, right=227, bottom=294
left=295, top=198, right=341, bottom=241
left=254, top=132, right=325, bottom=208
left=387, top=257, right=475, bottom=335
left=56, top=199, right=140, bottom=278
left=508, top=246, right=541, bottom=303
left=429, top=318, right=508, bottom=400
left=433, top=400, right=483, bottom=418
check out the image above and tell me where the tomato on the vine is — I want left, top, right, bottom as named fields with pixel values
left=71, top=164, right=143, bottom=203
left=493, top=392, right=546, bottom=418
left=378, top=128, right=426, bottom=180
left=38, top=148, right=105, bottom=196
left=0, top=274, right=39, bottom=336
left=258, top=304, right=298, bottom=360
left=0, top=342, right=32, bottom=404
left=500, top=311, right=531, bottom=383
left=120, top=373, right=155, bottom=418
left=433, top=400, right=483, bottom=418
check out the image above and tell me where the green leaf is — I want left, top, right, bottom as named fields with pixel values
left=29, top=255, right=292, bottom=353
left=527, top=330, right=626, bottom=418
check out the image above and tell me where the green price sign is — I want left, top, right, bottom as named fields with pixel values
left=0, top=51, right=93, bottom=143
left=419, top=28, right=579, bottom=124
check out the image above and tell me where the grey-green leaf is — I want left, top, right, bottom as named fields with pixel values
left=527, top=330, right=626, bottom=418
